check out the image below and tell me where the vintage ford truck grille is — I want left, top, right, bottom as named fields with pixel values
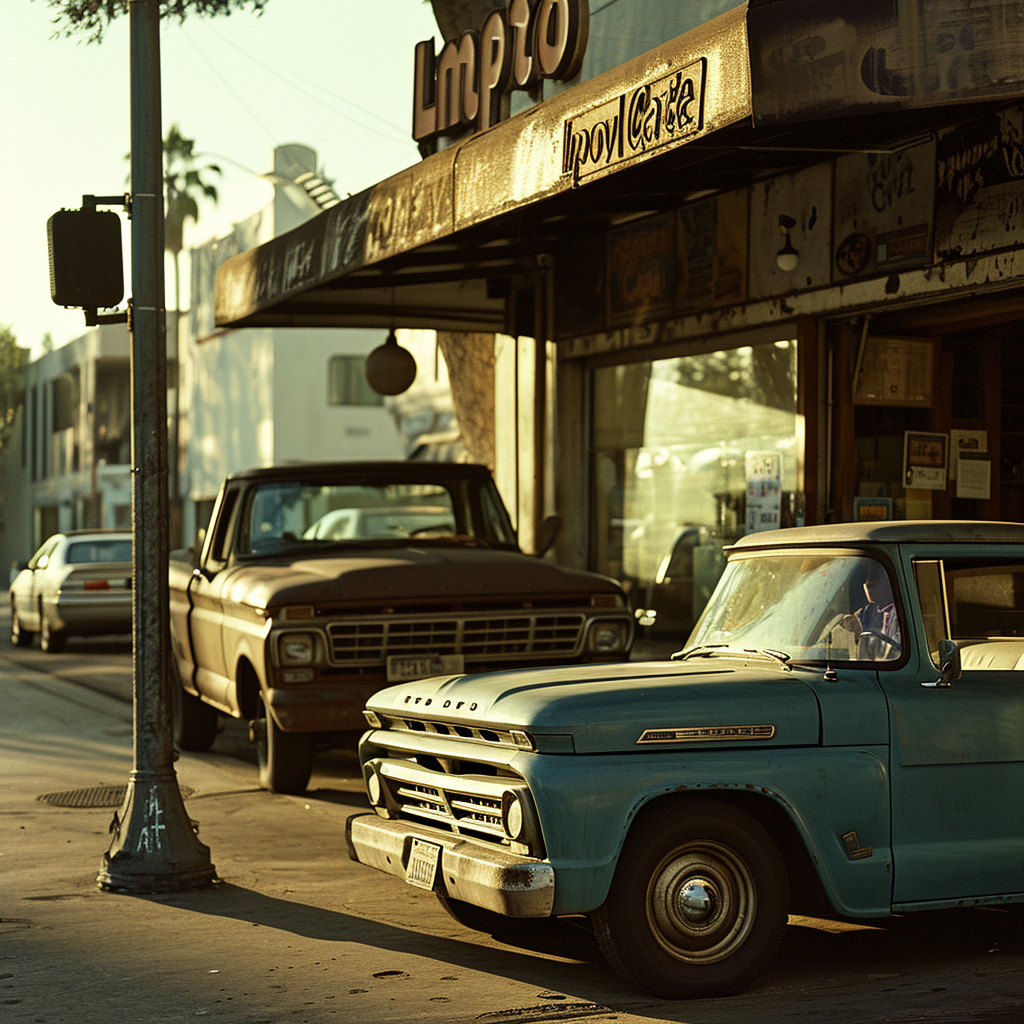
left=326, top=612, right=586, bottom=664
left=377, top=762, right=511, bottom=842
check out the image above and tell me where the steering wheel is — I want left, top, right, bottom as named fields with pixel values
left=859, top=629, right=902, bottom=655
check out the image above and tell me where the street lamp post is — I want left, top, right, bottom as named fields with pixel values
left=98, top=0, right=216, bottom=892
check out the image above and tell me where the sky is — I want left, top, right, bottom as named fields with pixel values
left=1, top=0, right=441, bottom=357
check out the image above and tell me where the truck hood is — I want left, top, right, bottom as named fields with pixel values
left=217, top=546, right=622, bottom=608
left=368, top=659, right=823, bottom=753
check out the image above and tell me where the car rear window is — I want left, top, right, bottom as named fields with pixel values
left=66, top=540, right=132, bottom=563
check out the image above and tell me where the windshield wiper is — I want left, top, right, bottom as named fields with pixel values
left=673, top=643, right=728, bottom=660
left=673, top=645, right=792, bottom=670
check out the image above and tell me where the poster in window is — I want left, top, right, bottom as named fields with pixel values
left=745, top=452, right=782, bottom=533
left=903, top=431, right=947, bottom=490
left=853, top=336, right=933, bottom=407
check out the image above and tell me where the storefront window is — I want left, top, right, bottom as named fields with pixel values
left=592, top=340, right=800, bottom=641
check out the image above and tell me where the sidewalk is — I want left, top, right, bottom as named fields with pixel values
left=0, top=656, right=628, bottom=1024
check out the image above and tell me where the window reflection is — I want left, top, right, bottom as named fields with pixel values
left=592, top=341, right=799, bottom=640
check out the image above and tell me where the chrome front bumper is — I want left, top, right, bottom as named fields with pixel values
left=345, top=812, right=555, bottom=918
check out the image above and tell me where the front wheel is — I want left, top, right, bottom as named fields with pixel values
left=250, top=691, right=313, bottom=795
left=592, top=798, right=790, bottom=999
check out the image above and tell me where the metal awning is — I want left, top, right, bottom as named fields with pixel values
left=215, top=0, right=1024, bottom=332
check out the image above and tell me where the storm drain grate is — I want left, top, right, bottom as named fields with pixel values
left=37, top=785, right=195, bottom=809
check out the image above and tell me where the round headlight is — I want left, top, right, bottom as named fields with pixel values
left=503, top=791, right=525, bottom=841
left=590, top=621, right=626, bottom=654
left=366, top=769, right=382, bottom=806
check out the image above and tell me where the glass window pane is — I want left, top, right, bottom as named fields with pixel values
left=592, top=340, right=799, bottom=637
left=328, top=355, right=384, bottom=407
left=689, top=553, right=902, bottom=663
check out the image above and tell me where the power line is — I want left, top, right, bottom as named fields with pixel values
left=199, top=21, right=412, bottom=146
left=178, top=27, right=280, bottom=147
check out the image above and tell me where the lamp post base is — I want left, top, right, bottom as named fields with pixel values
left=98, top=769, right=217, bottom=893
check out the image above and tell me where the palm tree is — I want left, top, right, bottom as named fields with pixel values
left=163, top=124, right=221, bottom=318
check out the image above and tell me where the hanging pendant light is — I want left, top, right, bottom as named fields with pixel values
left=365, top=285, right=417, bottom=395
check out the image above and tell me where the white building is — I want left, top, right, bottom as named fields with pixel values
left=178, top=143, right=413, bottom=544
left=0, top=322, right=141, bottom=574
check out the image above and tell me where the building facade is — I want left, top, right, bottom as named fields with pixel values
left=213, top=1, right=1024, bottom=632
left=0, top=323, right=139, bottom=574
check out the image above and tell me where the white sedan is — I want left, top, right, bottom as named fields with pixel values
left=10, top=530, right=133, bottom=652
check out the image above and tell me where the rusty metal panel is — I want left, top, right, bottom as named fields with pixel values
left=677, top=188, right=750, bottom=314
left=749, top=0, right=1024, bottom=124
left=748, top=163, right=834, bottom=300
left=832, top=137, right=935, bottom=282
left=936, top=104, right=1024, bottom=260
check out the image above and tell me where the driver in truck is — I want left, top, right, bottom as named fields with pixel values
left=841, top=560, right=902, bottom=659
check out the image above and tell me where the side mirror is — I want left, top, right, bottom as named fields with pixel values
left=924, top=639, right=961, bottom=688
left=537, top=514, right=561, bottom=557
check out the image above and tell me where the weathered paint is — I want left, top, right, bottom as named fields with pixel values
left=213, top=6, right=751, bottom=330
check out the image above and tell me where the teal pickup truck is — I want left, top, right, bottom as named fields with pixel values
left=347, top=522, right=1024, bottom=998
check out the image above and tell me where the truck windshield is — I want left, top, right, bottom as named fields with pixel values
left=235, top=477, right=519, bottom=555
left=686, top=553, right=902, bottom=663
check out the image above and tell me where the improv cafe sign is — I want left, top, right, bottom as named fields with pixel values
left=413, top=0, right=589, bottom=144
left=563, top=57, right=707, bottom=185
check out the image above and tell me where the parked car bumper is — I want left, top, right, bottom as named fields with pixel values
left=51, top=594, right=132, bottom=635
left=345, top=812, right=555, bottom=917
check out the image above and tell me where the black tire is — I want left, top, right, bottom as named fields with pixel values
left=251, top=690, right=313, bottom=794
left=38, top=603, right=66, bottom=653
left=11, top=601, right=32, bottom=647
left=173, top=684, right=219, bottom=752
left=591, top=798, right=790, bottom=999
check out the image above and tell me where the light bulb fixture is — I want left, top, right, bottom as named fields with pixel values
left=364, top=286, right=417, bottom=395
left=776, top=213, right=800, bottom=272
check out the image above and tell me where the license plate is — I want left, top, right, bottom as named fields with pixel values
left=386, top=653, right=464, bottom=682
left=406, top=838, right=441, bottom=891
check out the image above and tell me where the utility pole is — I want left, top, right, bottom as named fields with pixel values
left=98, top=0, right=216, bottom=892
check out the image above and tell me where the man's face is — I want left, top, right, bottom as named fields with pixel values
left=863, top=570, right=891, bottom=606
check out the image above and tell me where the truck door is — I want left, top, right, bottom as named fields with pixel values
left=883, top=549, right=1024, bottom=905
left=186, top=485, right=242, bottom=709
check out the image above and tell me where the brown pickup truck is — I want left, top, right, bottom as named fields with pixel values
left=169, top=461, right=634, bottom=793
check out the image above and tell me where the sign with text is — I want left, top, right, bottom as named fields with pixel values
left=413, top=0, right=589, bottom=144
left=563, top=58, right=706, bottom=185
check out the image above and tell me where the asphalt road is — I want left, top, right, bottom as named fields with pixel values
left=2, top=610, right=1022, bottom=1023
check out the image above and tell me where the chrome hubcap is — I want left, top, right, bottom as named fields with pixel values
left=647, top=840, right=755, bottom=964
left=678, top=877, right=719, bottom=924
